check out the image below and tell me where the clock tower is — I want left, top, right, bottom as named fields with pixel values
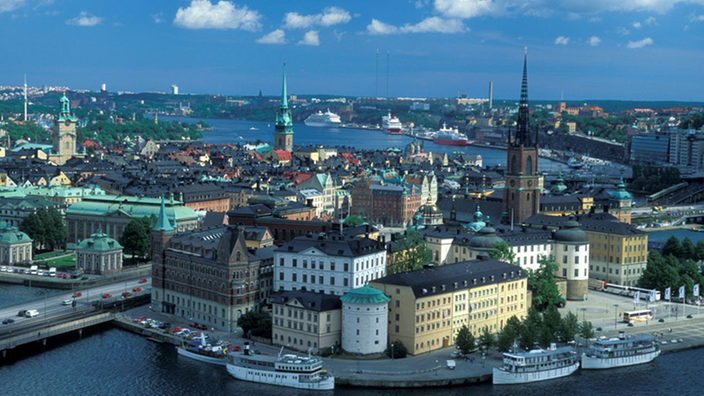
left=503, top=50, right=540, bottom=224
left=274, top=63, right=294, bottom=152
left=52, top=93, right=77, bottom=166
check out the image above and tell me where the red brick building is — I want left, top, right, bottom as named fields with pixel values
left=351, top=178, right=423, bottom=227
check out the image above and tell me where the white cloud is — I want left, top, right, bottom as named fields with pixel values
left=434, top=0, right=499, bottom=18
left=627, top=37, right=653, bottom=48
left=587, top=36, right=601, bottom=46
left=644, top=16, right=657, bottom=24
left=632, top=21, right=642, bottom=28
left=284, top=7, right=351, bottom=29
left=298, top=30, right=320, bottom=46
left=153, top=12, right=164, bottom=24
left=690, top=14, right=704, bottom=22
left=554, top=36, right=570, bottom=45
left=256, top=29, right=286, bottom=44
left=0, top=0, right=24, bottom=14
left=617, top=26, right=631, bottom=35
left=590, top=17, right=602, bottom=22
left=174, top=0, right=261, bottom=31
left=566, top=12, right=581, bottom=20
left=66, top=11, right=103, bottom=26
left=367, top=17, right=466, bottom=35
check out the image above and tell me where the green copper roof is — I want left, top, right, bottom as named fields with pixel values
left=152, top=196, right=174, bottom=232
left=57, top=93, right=77, bottom=123
left=0, top=223, right=32, bottom=245
left=610, top=176, right=632, bottom=201
left=340, top=285, right=390, bottom=305
left=66, top=195, right=197, bottom=221
left=76, top=231, right=122, bottom=251
left=275, top=63, right=293, bottom=134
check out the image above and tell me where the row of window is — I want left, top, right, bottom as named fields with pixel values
left=590, top=265, right=642, bottom=276
left=591, top=254, right=645, bottom=264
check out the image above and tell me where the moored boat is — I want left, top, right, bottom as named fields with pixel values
left=176, top=333, right=228, bottom=366
left=433, top=123, right=467, bottom=146
left=304, top=109, right=342, bottom=128
left=581, top=331, right=660, bottom=369
left=493, top=343, right=579, bottom=384
left=382, top=112, right=402, bottom=134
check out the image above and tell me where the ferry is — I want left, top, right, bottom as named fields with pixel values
left=581, top=332, right=660, bottom=369
left=304, top=109, right=342, bottom=128
left=493, top=343, right=579, bottom=384
left=176, top=333, right=228, bottom=366
left=381, top=111, right=402, bottom=134
left=433, top=123, right=467, bottom=146
left=226, top=344, right=334, bottom=390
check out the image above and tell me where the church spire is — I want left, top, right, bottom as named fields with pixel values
left=281, top=61, right=288, bottom=109
left=514, top=48, right=532, bottom=147
left=153, top=195, right=174, bottom=231
left=274, top=61, right=294, bottom=151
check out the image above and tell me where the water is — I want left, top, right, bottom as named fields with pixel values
left=647, top=228, right=704, bottom=244
left=160, top=116, right=565, bottom=172
left=0, top=325, right=700, bottom=396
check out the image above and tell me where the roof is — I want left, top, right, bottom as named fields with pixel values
left=371, top=257, right=526, bottom=299
left=523, top=213, right=645, bottom=237
left=271, top=290, right=342, bottom=312
left=275, top=234, right=384, bottom=258
left=0, top=224, right=32, bottom=245
left=66, top=195, right=197, bottom=222
left=340, top=285, right=390, bottom=305
left=76, top=232, right=122, bottom=251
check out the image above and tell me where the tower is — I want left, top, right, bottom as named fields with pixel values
left=608, top=177, right=632, bottom=224
left=150, top=196, right=175, bottom=267
left=273, top=63, right=294, bottom=151
left=52, top=93, right=77, bottom=166
left=23, top=75, right=28, bottom=122
left=503, top=49, right=540, bottom=224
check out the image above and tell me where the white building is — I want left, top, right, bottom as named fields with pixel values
left=171, top=84, right=179, bottom=95
left=274, top=234, right=387, bottom=296
left=340, top=285, right=390, bottom=355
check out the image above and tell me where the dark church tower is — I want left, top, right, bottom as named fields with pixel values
left=503, top=50, right=540, bottom=224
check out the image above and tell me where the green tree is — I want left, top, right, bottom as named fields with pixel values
left=478, top=327, right=495, bottom=351
left=343, top=215, right=365, bottom=227
left=387, top=339, right=408, bottom=359
left=455, top=325, right=476, bottom=354
left=695, top=241, right=704, bottom=261
left=237, top=311, right=272, bottom=338
left=520, top=307, right=542, bottom=350
left=540, top=304, right=562, bottom=345
left=489, top=241, right=517, bottom=266
left=497, top=316, right=522, bottom=352
left=119, top=217, right=151, bottom=264
left=528, top=256, right=565, bottom=311
left=681, top=237, right=696, bottom=261
left=559, top=311, right=580, bottom=342
left=662, top=236, right=682, bottom=259
left=389, top=229, right=433, bottom=274
left=579, top=321, right=596, bottom=345
left=19, top=208, right=68, bottom=252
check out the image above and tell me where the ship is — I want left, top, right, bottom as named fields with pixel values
left=381, top=111, right=402, bottom=134
left=304, top=109, right=342, bottom=128
left=433, top=123, right=467, bottom=146
left=226, top=344, right=334, bottom=390
left=176, top=333, right=228, bottom=366
left=581, top=331, right=660, bottom=369
left=493, top=343, right=579, bottom=384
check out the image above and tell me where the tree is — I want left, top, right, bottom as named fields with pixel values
left=695, top=241, right=704, bottom=261
left=528, top=256, right=565, bottom=311
left=559, top=311, right=580, bottom=343
left=387, top=339, right=408, bottom=359
left=389, top=229, right=433, bottom=274
left=237, top=311, right=272, bottom=338
left=19, top=207, right=68, bottom=252
left=662, top=236, right=682, bottom=258
left=497, top=316, right=522, bottom=352
left=119, top=217, right=151, bottom=264
left=579, top=321, right=595, bottom=344
left=489, top=241, right=517, bottom=266
left=540, top=304, right=562, bottom=345
left=343, top=215, right=365, bottom=227
left=455, top=325, right=476, bottom=354
left=520, top=307, right=542, bottom=350
left=681, top=237, right=696, bottom=261
left=478, top=327, right=495, bottom=351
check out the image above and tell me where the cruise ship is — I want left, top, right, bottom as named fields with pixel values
left=381, top=111, right=402, bottom=134
left=433, top=123, right=467, bottom=146
left=304, top=109, right=342, bottom=128
left=581, top=332, right=660, bottom=369
left=226, top=344, right=334, bottom=390
left=493, top=343, right=579, bottom=384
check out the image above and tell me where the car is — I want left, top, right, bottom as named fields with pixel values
left=121, top=292, right=132, bottom=298
left=17, top=310, right=27, bottom=317
left=169, top=326, right=183, bottom=333
left=0, top=266, right=6, bottom=272
left=2, top=318, right=15, bottom=325
left=60, top=273, right=68, bottom=279
left=132, top=287, right=142, bottom=292
left=72, top=292, right=82, bottom=298
left=189, top=322, right=207, bottom=330
left=230, top=345, right=242, bottom=352
left=62, top=299, right=73, bottom=306
left=450, top=351, right=463, bottom=358
left=158, top=322, right=170, bottom=329
left=102, top=293, right=112, bottom=299
left=138, top=279, right=148, bottom=284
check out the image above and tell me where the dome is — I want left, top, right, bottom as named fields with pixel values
left=341, top=285, right=390, bottom=304
left=417, top=197, right=443, bottom=226
left=0, top=224, right=31, bottom=244
left=468, top=222, right=504, bottom=250
left=466, top=204, right=486, bottom=232
left=554, top=216, right=589, bottom=243
left=550, top=171, right=568, bottom=195
left=77, top=230, right=123, bottom=251
left=610, top=177, right=632, bottom=201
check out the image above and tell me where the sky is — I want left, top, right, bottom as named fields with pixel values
left=2, top=0, right=704, bottom=102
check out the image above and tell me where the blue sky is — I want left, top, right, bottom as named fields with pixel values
left=2, top=0, right=704, bottom=101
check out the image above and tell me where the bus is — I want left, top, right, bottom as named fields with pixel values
left=604, top=283, right=661, bottom=301
left=623, top=309, right=652, bottom=323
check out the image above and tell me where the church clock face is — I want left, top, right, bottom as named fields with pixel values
left=509, top=180, right=516, bottom=187
left=527, top=180, right=533, bottom=187
left=65, top=120, right=71, bottom=126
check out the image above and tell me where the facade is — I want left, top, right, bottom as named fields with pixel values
left=274, top=68, right=294, bottom=152
left=0, top=223, right=33, bottom=265
left=0, top=197, right=68, bottom=227
left=75, top=231, right=123, bottom=275
left=503, top=54, right=540, bottom=224
left=271, top=290, right=342, bottom=353
left=351, top=179, right=423, bottom=227
left=274, top=234, right=387, bottom=296
left=553, top=217, right=590, bottom=300
left=369, top=257, right=528, bottom=355
left=609, top=178, right=633, bottom=224
left=340, top=285, right=390, bottom=355
left=50, top=94, right=77, bottom=166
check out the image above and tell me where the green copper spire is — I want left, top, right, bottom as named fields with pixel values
left=57, top=93, right=77, bottom=123
left=153, top=195, right=174, bottom=231
left=281, top=62, right=288, bottom=109
left=274, top=61, right=294, bottom=151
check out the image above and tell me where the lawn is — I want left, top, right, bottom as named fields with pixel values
left=36, top=253, right=76, bottom=268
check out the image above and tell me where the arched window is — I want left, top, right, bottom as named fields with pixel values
left=511, top=155, right=518, bottom=175
left=526, top=156, right=533, bottom=175
left=236, top=251, right=241, bottom=261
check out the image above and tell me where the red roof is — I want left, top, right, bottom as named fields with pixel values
left=82, top=139, right=99, bottom=147
left=272, top=149, right=292, bottom=161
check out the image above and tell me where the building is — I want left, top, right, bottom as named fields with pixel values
left=503, top=54, right=540, bottom=224
left=271, top=290, right=342, bottom=353
left=171, top=84, right=179, bottom=95
left=630, top=133, right=669, bottom=165
left=273, top=67, right=294, bottom=152
left=75, top=231, right=123, bottom=275
left=340, top=285, right=390, bottom=355
left=274, top=234, right=387, bottom=296
left=50, top=94, right=77, bottom=166
left=369, top=257, right=528, bottom=355
left=0, top=223, right=32, bottom=265
left=351, top=179, right=423, bottom=228
left=609, top=178, right=633, bottom=224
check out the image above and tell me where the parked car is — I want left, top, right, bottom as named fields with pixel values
left=61, top=299, right=73, bottom=306
left=121, top=292, right=132, bottom=298
left=72, top=292, right=82, bottom=298
left=0, top=266, right=6, bottom=272
left=132, top=287, right=142, bottom=292
left=169, top=326, right=183, bottom=333
left=138, top=279, right=148, bottom=284
left=190, top=322, right=207, bottom=330
left=102, top=293, right=112, bottom=299
left=450, top=351, right=463, bottom=358
left=17, top=310, right=27, bottom=317
left=2, top=318, right=15, bottom=325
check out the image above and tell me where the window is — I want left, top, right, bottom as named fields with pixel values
left=344, top=263, right=349, bottom=271
left=575, top=256, right=579, bottom=264
left=330, top=276, right=335, bottom=286
left=574, top=269, right=578, bottom=277
left=292, top=259, right=297, bottom=267
left=280, top=258, right=284, bottom=266
left=279, top=272, right=284, bottom=281
left=563, top=256, right=567, bottom=264
left=563, top=268, right=567, bottom=277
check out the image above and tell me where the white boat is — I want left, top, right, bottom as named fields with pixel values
left=567, top=157, right=583, bottom=168
left=227, top=345, right=334, bottom=390
left=493, top=343, right=579, bottom=385
left=176, top=333, right=228, bottom=366
left=581, top=332, right=660, bottom=369
left=249, top=127, right=259, bottom=131
left=304, top=109, right=342, bottom=128
left=433, top=123, right=467, bottom=146
left=381, top=111, right=402, bottom=134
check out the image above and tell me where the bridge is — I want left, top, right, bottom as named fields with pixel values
left=0, top=278, right=151, bottom=356
left=648, top=182, right=704, bottom=206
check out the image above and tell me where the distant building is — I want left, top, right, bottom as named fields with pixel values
left=75, top=231, right=123, bottom=275
left=171, top=85, right=179, bottom=95
left=50, top=94, right=77, bottom=166
left=0, top=223, right=32, bottom=265
left=272, top=290, right=342, bottom=353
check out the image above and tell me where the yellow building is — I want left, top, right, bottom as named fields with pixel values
left=271, top=290, right=342, bottom=353
left=370, top=257, right=528, bottom=355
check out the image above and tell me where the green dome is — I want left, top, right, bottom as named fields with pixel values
left=610, top=177, right=632, bottom=201
left=550, top=171, right=568, bottom=195
left=468, top=222, right=504, bottom=250
left=554, top=217, right=589, bottom=243
left=466, top=204, right=486, bottom=232
left=77, top=231, right=122, bottom=251
left=340, top=285, right=390, bottom=305
left=0, top=225, right=31, bottom=244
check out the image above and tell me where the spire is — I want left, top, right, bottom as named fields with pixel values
left=281, top=61, right=288, bottom=109
left=153, top=195, right=174, bottom=231
left=514, top=48, right=532, bottom=147
left=57, top=92, right=76, bottom=123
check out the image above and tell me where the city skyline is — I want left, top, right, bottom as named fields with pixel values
left=1, top=0, right=704, bottom=101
